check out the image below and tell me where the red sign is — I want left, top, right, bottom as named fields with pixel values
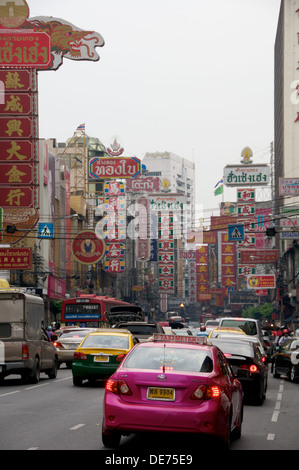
left=0, top=163, right=35, bottom=185
left=0, top=186, right=37, bottom=207
left=0, top=92, right=36, bottom=115
left=89, top=157, right=143, bottom=179
left=0, top=140, right=36, bottom=162
left=71, top=231, right=106, bottom=265
left=240, top=249, right=278, bottom=264
left=0, top=116, right=37, bottom=139
left=0, top=31, right=52, bottom=68
left=256, top=289, right=268, bottom=296
left=0, top=69, right=36, bottom=92
left=0, top=247, right=31, bottom=269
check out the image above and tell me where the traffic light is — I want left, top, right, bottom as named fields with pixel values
left=266, top=227, right=276, bottom=236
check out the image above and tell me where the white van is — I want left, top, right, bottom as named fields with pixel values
left=218, top=317, right=264, bottom=345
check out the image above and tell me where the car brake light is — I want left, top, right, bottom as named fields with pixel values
left=22, top=344, right=29, bottom=360
left=116, top=354, right=126, bottom=362
left=106, top=379, right=132, bottom=395
left=191, top=384, right=221, bottom=400
left=262, top=356, right=266, bottom=363
left=73, top=351, right=87, bottom=360
left=53, top=342, right=63, bottom=349
left=239, top=364, right=258, bottom=373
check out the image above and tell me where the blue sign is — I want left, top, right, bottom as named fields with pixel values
left=38, top=223, right=54, bottom=239
left=228, top=223, right=244, bottom=241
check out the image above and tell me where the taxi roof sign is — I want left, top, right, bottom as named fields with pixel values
left=153, top=334, right=207, bottom=345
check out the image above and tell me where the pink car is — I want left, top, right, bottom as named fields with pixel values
left=102, top=335, right=244, bottom=449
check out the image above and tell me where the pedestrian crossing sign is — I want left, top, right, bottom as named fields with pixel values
left=228, top=223, right=244, bottom=241
left=38, top=223, right=54, bottom=239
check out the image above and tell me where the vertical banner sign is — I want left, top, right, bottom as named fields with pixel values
left=0, top=68, right=39, bottom=244
left=0, top=1, right=105, bottom=249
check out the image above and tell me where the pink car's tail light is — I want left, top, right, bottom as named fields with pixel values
left=106, top=379, right=132, bottom=396
left=191, top=384, right=221, bottom=400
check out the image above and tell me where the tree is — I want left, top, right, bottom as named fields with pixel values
left=242, top=303, right=273, bottom=323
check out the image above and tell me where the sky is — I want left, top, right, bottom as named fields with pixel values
left=28, top=0, right=282, bottom=221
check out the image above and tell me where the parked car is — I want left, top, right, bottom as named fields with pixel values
left=113, top=322, right=165, bottom=342
left=72, top=329, right=138, bottom=386
left=53, top=328, right=96, bottom=368
left=272, top=338, right=299, bottom=383
left=208, top=337, right=267, bottom=405
left=102, top=334, right=244, bottom=449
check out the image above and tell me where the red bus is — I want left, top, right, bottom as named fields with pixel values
left=61, top=294, right=135, bottom=327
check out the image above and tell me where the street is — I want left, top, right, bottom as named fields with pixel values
left=0, top=367, right=299, bottom=453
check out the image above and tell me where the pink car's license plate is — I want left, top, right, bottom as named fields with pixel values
left=147, top=387, right=175, bottom=401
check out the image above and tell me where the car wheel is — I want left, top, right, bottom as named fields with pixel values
left=29, top=357, right=40, bottom=384
left=102, top=429, right=121, bottom=448
left=48, top=357, right=58, bottom=379
left=290, top=365, right=298, bottom=383
left=254, top=382, right=265, bottom=406
left=273, top=361, right=280, bottom=379
left=73, top=376, right=83, bottom=386
left=232, top=403, right=243, bottom=440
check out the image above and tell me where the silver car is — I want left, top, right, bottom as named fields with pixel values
left=53, top=328, right=96, bottom=368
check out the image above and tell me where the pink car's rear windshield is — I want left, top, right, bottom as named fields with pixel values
left=123, top=346, right=213, bottom=373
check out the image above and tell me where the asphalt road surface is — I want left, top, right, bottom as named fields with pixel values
left=0, top=366, right=298, bottom=454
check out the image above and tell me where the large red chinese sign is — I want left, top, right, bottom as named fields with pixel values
left=0, top=68, right=39, bottom=243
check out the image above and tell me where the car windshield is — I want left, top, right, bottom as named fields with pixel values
left=211, top=340, right=254, bottom=358
left=221, top=320, right=257, bottom=336
left=59, top=330, right=94, bottom=339
left=81, top=335, right=129, bottom=349
left=123, top=346, right=213, bottom=372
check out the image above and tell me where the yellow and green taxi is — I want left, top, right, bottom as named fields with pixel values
left=72, top=328, right=138, bottom=386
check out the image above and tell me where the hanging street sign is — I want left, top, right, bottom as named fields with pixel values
left=228, top=223, right=244, bottom=241
left=38, top=222, right=54, bottom=239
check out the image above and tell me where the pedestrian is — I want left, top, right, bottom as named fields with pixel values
left=278, top=329, right=291, bottom=347
left=46, top=326, right=53, bottom=340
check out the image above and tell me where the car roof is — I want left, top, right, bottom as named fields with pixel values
left=87, top=328, right=132, bottom=335
left=115, top=322, right=157, bottom=326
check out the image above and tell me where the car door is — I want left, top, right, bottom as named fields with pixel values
left=217, top=351, right=241, bottom=426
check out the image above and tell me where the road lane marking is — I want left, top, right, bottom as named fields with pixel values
left=267, top=434, right=275, bottom=441
left=27, top=447, right=39, bottom=450
left=70, top=424, right=85, bottom=430
left=0, top=390, right=20, bottom=398
left=25, top=383, right=50, bottom=391
left=271, top=410, right=280, bottom=422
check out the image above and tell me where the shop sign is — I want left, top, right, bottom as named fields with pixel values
left=224, top=165, right=270, bottom=186
left=89, top=157, right=143, bottom=179
left=247, top=275, right=276, bottom=289
left=126, top=176, right=160, bottom=193
left=0, top=31, right=52, bottom=68
left=71, top=231, right=106, bottom=265
left=0, top=247, right=31, bottom=269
